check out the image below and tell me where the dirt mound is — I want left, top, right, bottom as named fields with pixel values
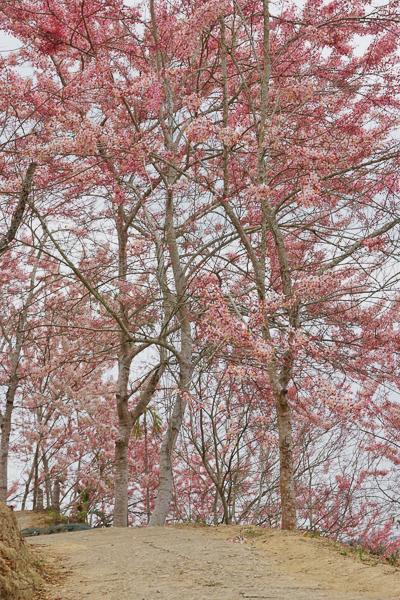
left=0, top=502, right=44, bottom=599
left=26, top=523, right=399, bottom=600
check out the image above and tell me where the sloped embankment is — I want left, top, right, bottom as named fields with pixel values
left=0, top=502, right=44, bottom=599
left=25, top=523, right=400, bottom=600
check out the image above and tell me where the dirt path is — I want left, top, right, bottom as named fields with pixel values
left=25, top=524, right=399, bottom=600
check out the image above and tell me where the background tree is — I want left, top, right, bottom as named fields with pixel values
left=0, top=235, right=48, bottom=502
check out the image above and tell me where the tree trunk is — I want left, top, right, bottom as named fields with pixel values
left=113, top=352, right=166, bottom=526
left=148, top=386, right=188, bottom=526
left=144, top=412, right=151, bottom=523
left=113, top=349, right=132, bottom=527
left=113, top=421, right=131, bottom=527
left=37, top=488, right=44, bottom=511
left=33, top=452, right=39, bottom=509
left=52, top=480, right=60, bottom=513
left=113, top=195, right=133, bottom=528
left=148, top=184, right=192, bottom=526
left=275, top=391, right=296, bottom=530
left=22, top=444, right=40, bottom=510
left=0, top=375, right=19, bottom=503
left=212, top=489, right=219, bottom=526
left=42, top=453, right=53, bottom=509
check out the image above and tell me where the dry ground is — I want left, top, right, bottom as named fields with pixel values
left=14, top=518, right=399, bottom=600
left=0, top=504, right=44, bottom=599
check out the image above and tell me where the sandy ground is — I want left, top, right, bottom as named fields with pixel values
left=17, top=522, right=399, bottom=600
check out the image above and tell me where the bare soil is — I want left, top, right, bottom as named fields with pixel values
left=13, top=516, right=399, bottom=600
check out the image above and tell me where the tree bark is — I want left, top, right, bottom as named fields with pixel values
left=21, top=445, right=39, bottom=510
left=52, top=480, right=60, bottom=513
left=113, top=424, right=131, bottom=527
left=113, top=195, right=134, bottom=527
left=42, top=452, right=53, bottom=509
left=33, top=451, right=39, bottom=510
left=37, top=488, right=44, bottom=511
left=144, top=412, right=151, bottom=523
left=275, top=391, right=296, bottom=530
left=0, top=375, right=19, bottom=503
left=113, top=348, right=133, bottom=527
left=148, top=375, right=190, bottom=526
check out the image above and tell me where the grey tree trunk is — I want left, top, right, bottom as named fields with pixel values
left=113, top=346, right=133, bottom=527
left=144, top=412, right=151, bottom=523
left=146, top=0, right=193, bottom=527
left=113, top=421, right=131, bottom=527
left=37, top=488, right=44, bottom=511
left=148, top=189, right=192, bottom=526
left=0, top=376, right=19, bottom=503
left=113, top=357, right=166, bottom=526
left=42, top=453, right=53, bottom=509
left=113, top=197, right=134, bottom=528
left=21, top=445, right=39, bottom=510
left=148, top=377, right=190, bottom=526
left=52, top=480, right=61, bottom=513
left=33, top=453, right=39, bottom=510
left=275, top=391, right=296, bottom=529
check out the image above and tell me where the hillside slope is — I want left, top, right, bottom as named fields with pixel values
left=19, top=523, right=399, bottom=600
left=0, top=503, right=44, bottom=599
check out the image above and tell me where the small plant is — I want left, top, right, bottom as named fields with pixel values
left=303, top=526, right=321, bottom=538
left=244, top=528, right=261, bottom=538
left=33, top=558, right=44, bottom=568
left=388, top=549, right=399, bottom=567
left=340, top=547, right=349, bottom=556
left=358, top=546, right=363, bottom=561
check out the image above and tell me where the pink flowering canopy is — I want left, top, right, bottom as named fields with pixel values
left=0, top=0, right=399, bottom=547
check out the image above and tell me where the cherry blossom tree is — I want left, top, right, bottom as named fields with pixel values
left=174, top=0, right=400, bottom=529
left=0, top=235, right=48, bottom=502
left=1, top=0, right=400, bottom=534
